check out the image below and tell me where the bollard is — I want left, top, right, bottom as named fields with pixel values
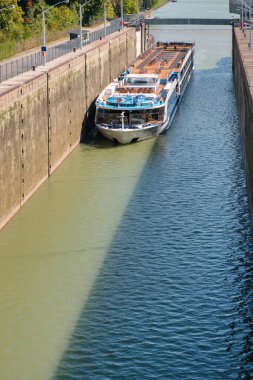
left=100, top=36, right=102, bottom=40
left=32, top=66, right=36, bottom=71
left=73, top=47, right=76, bottom=52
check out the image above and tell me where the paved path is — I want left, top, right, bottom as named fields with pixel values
left=234, top=26, right=253, bottom=97
left=0, top=20, right=120, bottom=84
left=0, top=21, right=111, bottom=66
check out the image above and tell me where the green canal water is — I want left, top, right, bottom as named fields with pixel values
left=0, top=141, right=156, bottom=379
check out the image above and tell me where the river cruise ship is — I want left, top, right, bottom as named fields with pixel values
left=95, top=41, right=194, bottom=144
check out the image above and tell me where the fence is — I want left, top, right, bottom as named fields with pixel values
left=145, top=18, right=234, bottom=26
left=0, top=18, right=121, bottom=84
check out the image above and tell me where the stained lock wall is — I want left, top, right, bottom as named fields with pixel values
left=0, top=27, right=141, bottom=229
left=233, top=27, right=253, bottom=220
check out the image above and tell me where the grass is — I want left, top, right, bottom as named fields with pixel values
left=153, top=0, right=170, bottom=10
left=0, top=40, right=17, bottom=61
left=0, top=25, right=79, bottom=62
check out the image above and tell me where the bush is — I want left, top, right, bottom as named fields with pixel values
left=46, top=6, right=78, bottom=31
left=0, top=0, right=24, bottom=38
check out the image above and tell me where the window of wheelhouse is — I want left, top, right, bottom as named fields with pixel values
left=96, top=109, right=127, bottom=124
left=131, top=107, right=165, bottom=124
left=96, top=107, right=165, bottom=126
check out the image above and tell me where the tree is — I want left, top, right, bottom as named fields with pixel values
left=46, top=5, right=77, bottom=30
left=106, top=0, right=115, bottom=19
left=81, top=0, right=103, bottom=23
left=0, top=0, right=24, bottom=39
left=114, top=0, right=140, bottom=16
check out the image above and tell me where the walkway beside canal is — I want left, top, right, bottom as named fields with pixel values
left=234, top=27, right=253, bottom=86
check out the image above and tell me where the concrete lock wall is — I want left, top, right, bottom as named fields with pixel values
left=233, top=27, right=253, bottom=219
left=48, top=53, right=87, bottom=173
left=0, top=74, right=49, bottom=230
left=0, top=27, right=140, bottom=230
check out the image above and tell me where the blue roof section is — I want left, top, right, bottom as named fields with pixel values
left=168, top=71, right=179, bottom=81
left=96, top=95, right=165, bottom=109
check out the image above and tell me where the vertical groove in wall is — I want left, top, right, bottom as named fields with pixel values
left=99, top=47, right=102, bottom=91
left=109, top=41, right=112, bottom=82
left=68, top=70, right=71, bottom=149
left=20, top=92, right=25, bottom=205
left=47, top=73, right=51, bottom=177
left=84, top=54, right=88, bottom=111
left=19, top=101, right=23, bottom=207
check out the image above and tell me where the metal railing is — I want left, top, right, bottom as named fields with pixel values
left=145, top=18, right=234, bottom=25
left=0, top=18, right=121, bottom=84
left=231, top=0, right=253, bottom=49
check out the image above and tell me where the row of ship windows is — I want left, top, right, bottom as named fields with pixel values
left=96, top=108, right=165, bottom=124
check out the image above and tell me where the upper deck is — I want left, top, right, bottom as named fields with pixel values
left=130, top=42, right=193, bottom=79
left=96, top=42, right=194, bottom=110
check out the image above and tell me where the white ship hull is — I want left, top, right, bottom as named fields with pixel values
left=97, top=70, right=193, bottom=144
left=97, top=121, right=169, bottom=144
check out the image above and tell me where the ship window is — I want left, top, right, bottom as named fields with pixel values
left=131, top=107, right=165, bottom=124
left=96, top=109, right=131, bottom=126
left=126, top=77, right=157, bottom=86
left=96, top=107, right=165, bottom=126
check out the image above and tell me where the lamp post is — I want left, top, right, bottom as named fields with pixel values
left=79, top=0, right=93, bottom=49
left=120, top=0, right=124, bottom=30
left=236, top=0, right=249, bottom=32
left=41, top=0, right=69, bottom=65
left=250, top=0, right=252, bottom=49
left=104, top=0, right=106, bottom=37
left=244, top=0, right=247, bottom=35
left=136, top=0, right=139, bottom=24
left=236, top=0, right=253, bottom=41
left=242, top=0, right=244, bottom=31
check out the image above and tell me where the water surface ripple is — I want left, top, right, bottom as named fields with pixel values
left=55, top=32, right=253, bottom=380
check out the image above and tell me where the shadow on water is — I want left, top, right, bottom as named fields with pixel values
left=80, top=100, right=121, bottom=150
left=80, top=99, right=97, bottom=142
left=54, top=58, right=253, bottom=380
left=82, top=134, right=120, bottom=150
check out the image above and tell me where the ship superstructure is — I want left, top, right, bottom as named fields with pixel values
left=95, top=42, right=194, bottom=144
